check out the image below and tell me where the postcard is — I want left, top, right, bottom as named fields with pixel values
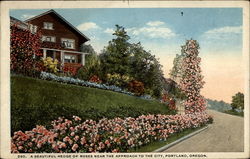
left=0, top=1, right=249, bottom=159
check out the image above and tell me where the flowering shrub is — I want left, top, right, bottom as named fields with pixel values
left=169, top=99, right=176, bottom=110
left=10, top=24, right=42, bottom=77
left=43, top=57, right=59, bottom=73
left=179, top=40, right=206, bottom=114
left=11, top=113, right=212, bottom=153
left=89, top=75, right=102, bottom=84
left=161, top=94, right=168, bottom=103
left=40, top=72, right=135, bottom=96
left=63, top=65, right=79, bottom=76
left=128, top=80, right=145, bottom=96
left=106, top=73, right=132, bottom=88
left=161, top=94, right=176, bottom=110
left=40, top=72, right=153, bottom=100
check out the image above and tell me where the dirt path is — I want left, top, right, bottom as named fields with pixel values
left=164, top=109, right=244, bottom=152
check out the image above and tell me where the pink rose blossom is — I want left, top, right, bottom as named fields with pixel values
left=71, top=144, right=78, bottom=151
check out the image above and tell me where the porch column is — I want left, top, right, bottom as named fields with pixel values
left=81, top=54, right=85, bottom=66
left=43, top=49, right=47, bottom=58
left=53, top=51, right=56, bottom=60
left=61, top=51, right=65, bottom=65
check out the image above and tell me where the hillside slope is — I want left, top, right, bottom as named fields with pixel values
left=11, top=75, right=175, bottom=133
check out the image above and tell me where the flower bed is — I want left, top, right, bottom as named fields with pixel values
left=11, top=113, right=212, bottom=153
left=40, top=72, right=152, bottom=100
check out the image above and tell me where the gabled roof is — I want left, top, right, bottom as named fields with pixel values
left=24, top=9, right=90, bottom=41
left=10, top=16, right=27, bottom=25
left=10, top=16, right=30, bottom=30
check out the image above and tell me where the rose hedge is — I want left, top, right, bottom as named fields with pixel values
left=10, top=24, right=42, bottom=77
left=11, top=113, right=213, bottom=153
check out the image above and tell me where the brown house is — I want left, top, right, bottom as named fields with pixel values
left=23, top=9, right=90, bottom=68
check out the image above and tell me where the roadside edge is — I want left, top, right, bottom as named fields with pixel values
left=154, top=125, right=209, bottom=152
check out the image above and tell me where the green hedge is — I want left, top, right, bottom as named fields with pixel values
left=224, top=109, right=244, bottom=117
left=11, top=75, right=176, bottom=134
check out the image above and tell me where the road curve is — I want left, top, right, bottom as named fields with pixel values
left=164, top=109, right=244, bottom=152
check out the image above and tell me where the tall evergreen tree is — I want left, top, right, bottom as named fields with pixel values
left=100, top=25, right=131, bottom=76
left=179, top=39, right=206, bottom=114
left=99, top=25, right=165, bottom=98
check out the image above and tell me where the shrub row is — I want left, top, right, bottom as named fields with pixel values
left=40, top=72, right=152, bottom=100
left=11, top=104, right=163, bottom=134
left=11, top=113, right=213, bottom=153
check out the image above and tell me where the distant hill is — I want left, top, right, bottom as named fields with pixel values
left=206, top=98, right=232, bottom=112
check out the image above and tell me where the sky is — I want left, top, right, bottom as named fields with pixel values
left=10, top=8, right=244, bottom=103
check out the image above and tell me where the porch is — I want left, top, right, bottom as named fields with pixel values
left=41, top=48, right=88, bottom=69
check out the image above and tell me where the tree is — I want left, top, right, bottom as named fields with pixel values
left=100, top=25, right=131, bottom=77
left=99, top=25, right=166, bottom=98
left=169, top=47, right=187, bottom=100
left=77, top=44, right=101, bottom=80
left=231, top=92, right=244, bottom=110
left=169, top=53, right=184, bottom=84
left=81, top=44, right=99, bottom=68
left=80, top=44, right=96, bottom=54
left=179, top=39, right=206, bottom=114
left=129, top=43, right=165, bottom=98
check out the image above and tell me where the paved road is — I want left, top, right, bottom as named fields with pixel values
left=164, top=109, right=244, bottom=152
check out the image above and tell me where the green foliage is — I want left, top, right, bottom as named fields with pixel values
left=75, top=57, right=101, bottom=82
left=12, top=104, right=79, bottom=135
left=170, top=86, right=186, bottom=100
left=100, top=25, right=131, bottom=77
left=163, top=79, right=186, bottom=100
left=106, top=73, right=132, bottom=88
left=81, top=44, right=99, bottom=69
left=167, top=50, right=187, bottom=100
left=169, top=53, right=184, bottom=84
left=129, top=43, right=165, bottom=98
left=231, top=92, right=244, bottom=110
left=224, top=109, right=244, bottom=117
left=99, top=26, right=165, bottom=98
left=80, top=44, right=96, bottom=54
left=75, top=66, right=89, bottom=81
left=11, top=75, right=175, bottom=134
left=77, top=44, right=102, bottom=80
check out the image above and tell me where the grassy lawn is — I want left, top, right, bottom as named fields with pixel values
left=129, top=126, right=205, bottom=152
left=11, top=75, right=175, bottom=133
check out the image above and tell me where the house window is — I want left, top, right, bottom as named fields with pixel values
left=61, top=38, right=75, bottom=49
left=43, top=22, right=53, bottom=30
left=42, top=36, right=56, bottom=42
left=64, top=54, right=77, bottom=63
